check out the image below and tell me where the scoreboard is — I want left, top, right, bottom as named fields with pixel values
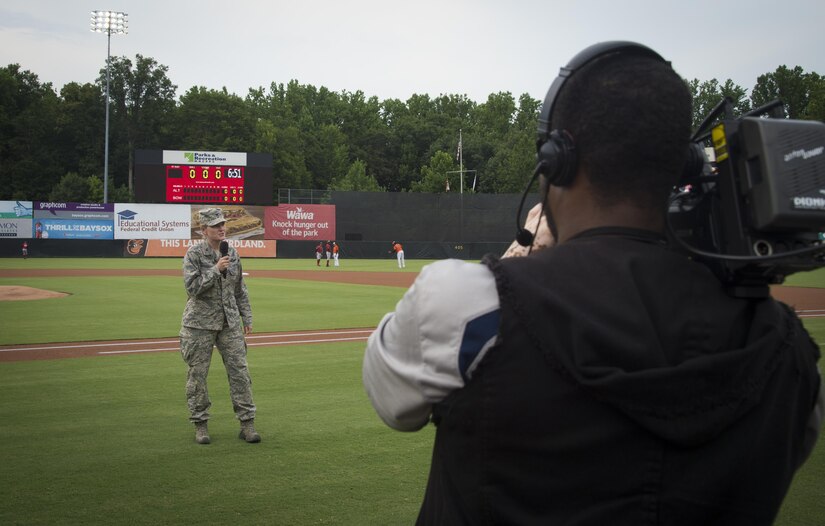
left=165, top=164, right=246, bottom=203
left=134, top=150, right=273, bottom=205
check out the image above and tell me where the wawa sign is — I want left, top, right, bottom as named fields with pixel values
left=264, top=204, right=336, bottom=240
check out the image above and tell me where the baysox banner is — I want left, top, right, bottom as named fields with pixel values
left=33, top=202, right=114, bottom=239
left=265, top=204, right=335, bottom=240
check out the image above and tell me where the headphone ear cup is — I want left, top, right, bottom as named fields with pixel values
left=537, top=130, right=577, bottom=187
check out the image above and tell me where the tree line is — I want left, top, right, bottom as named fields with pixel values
left=1, top=55, right=823, bottom=204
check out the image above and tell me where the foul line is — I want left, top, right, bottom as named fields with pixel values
left=5, top=308, right=825, bottom=358
left=97, top=336, right=370, bottom=355
left=0, top=329, right=374, bottom=355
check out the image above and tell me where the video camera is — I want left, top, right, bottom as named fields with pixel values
left=668, top=98, right=825, bottom=297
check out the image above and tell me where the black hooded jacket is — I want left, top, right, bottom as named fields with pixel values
left=417, top=228, right=821, bottom=526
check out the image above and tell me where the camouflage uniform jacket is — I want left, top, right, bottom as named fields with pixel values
left=181, top=241, right=252, bottom=330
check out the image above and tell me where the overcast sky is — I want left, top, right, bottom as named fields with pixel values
left=1, top=0, right=823, bottom=104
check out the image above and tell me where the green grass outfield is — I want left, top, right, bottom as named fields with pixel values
left=0, top=258, right=428, bottom=346
left=0, top=258, right=823, bottom=524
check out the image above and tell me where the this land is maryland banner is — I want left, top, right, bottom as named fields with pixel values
left=124, top=238, right=277, bottom=258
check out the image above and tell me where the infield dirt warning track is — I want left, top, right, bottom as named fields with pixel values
left=0, top=328, right=377, bottom=362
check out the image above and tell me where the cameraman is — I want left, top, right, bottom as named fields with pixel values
left=363, top=42, right=822, bottom=525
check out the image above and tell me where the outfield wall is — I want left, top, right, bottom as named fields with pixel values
left=0, top=192, right=530, bottom=259
left=330, top=191, right=524, bottom=243
left=275, top=240, right=510, bottom=260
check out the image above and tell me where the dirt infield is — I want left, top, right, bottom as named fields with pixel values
left=0, top=285, right=68, bottom=301
left=0, top=328, right=378, bottom=362
left=0, top=268, right=417, bottom=288
left=1, top=267, right=824, bottom=362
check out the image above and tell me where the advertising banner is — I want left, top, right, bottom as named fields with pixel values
left=190, top=205, right=265, bottom=240
left=0, top=200, right=33, bottom=238
left=162, top=150, right=247, bottom=166
left=123, top=238, right=277, bottom=258
left=33, top=201, right=114, bottom=220
left=114, top=203, right=191, bottom=239
left=33, top=218, right=114, bottom=239
left=264, top=204, right=336, bottom=240
left=31, top=202, right=114, bottom=240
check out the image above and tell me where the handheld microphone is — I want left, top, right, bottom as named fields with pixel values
left=219, top=241, right=229, bottom=278
left=515, top=163, right=545, bottom=247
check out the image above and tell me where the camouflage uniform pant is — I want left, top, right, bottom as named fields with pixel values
left=179, top=323, right=256, bottom=423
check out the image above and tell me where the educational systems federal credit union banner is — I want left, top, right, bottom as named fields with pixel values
left=113, top=203, right=191, bottom=239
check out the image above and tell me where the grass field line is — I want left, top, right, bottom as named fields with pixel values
left=0, top=328, right=375, bottom=357
left=98, top=336, right=371, bottom=355
left=794, top=309, right=825, bottom=317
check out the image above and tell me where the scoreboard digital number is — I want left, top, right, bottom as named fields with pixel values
left=165, top=164, right=245, bottom=203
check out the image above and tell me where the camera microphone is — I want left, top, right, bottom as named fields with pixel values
left=219, top=241, right=229, bottom=278
left=515, top=163, right=545, bottom=247
left=516, top=227, right=535, bottom=248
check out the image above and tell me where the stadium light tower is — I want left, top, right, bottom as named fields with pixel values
left=90, top=10, right=128, bottom=204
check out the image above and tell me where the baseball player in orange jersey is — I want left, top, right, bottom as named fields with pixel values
left=391, top=241, right=405, bottom=268
left=333, top=241, right=340, bottom=267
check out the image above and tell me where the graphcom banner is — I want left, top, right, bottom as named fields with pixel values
left=0, top=201, right=33, bottom=238
left=114, top=203, right=191, bottom=239
left=265, top=204, right=336, bottom=240
left=33, top=201, right=114, bottom=220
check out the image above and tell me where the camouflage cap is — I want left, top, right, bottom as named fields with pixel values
left=198, top=208, right=226, bottom=227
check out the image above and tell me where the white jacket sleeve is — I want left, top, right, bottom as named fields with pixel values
left=363, top=259, right=500, bottom=431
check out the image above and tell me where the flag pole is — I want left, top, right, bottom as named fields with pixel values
left=459, top=129, right=463, bottom=241
left=459, top=129, right=463, bottom=194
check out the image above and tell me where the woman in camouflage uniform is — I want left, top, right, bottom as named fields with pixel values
left=180, top=207, right=260, bottom=444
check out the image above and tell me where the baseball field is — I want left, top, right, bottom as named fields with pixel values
left=1, top=257, right=824, bottom=524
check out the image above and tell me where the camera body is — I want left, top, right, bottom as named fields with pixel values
left=668, top=100, right=825, bottom=296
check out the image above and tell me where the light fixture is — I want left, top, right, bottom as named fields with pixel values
left=90, top=11, right=128, bottom=203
